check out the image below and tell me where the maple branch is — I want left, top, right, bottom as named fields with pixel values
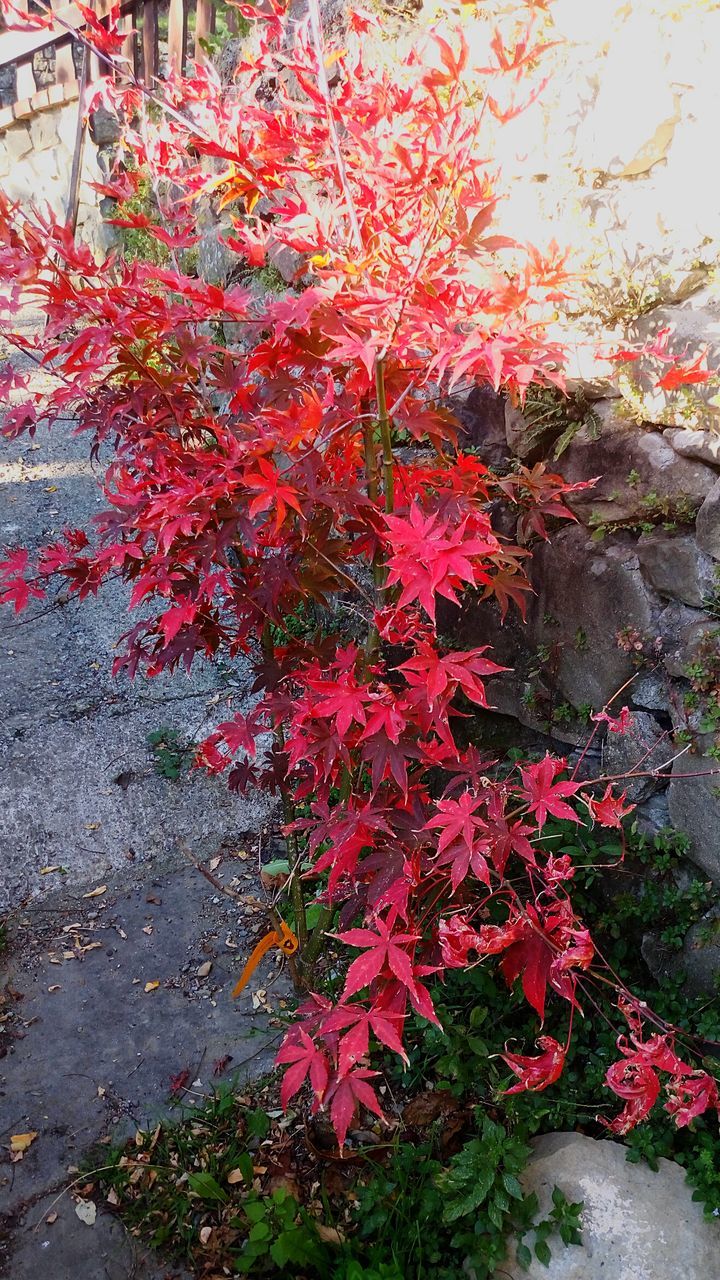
left=375, top=357, right=394, bottom=516
left=306, top=0, right=364, bottom=255
left=261, top=623, right=308, bottom=955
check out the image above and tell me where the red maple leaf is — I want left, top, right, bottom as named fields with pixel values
left=398, top=643, right=506, bottom=709
left=518, top=755, right=580, bottom=829
left=601, top=1058, right=660, bottom=1134
left=502, top=1035, right=566, bottom=1094
left=336, top=916, right=420, bottom=1000
left=326, top=1067, right=384, bottom=1148
left=438, top=914, right=486, bottom=968
left=384, top=505, right=498, bottom=621
left=584, top=784, right=634, bottom=829
left=425, top=791, right=492, bottom=891
left=664, top=1071, right=719, bottom=1128
left=656, top=354, right=712, bottom=391
left=275, top=1029, right=330, bottom=1108
left=322, top=1002, right=407, bottom=1073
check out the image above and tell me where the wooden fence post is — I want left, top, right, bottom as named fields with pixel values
left=167, top=0, right=187, bottom=76
left=119, top=5, right=137, bottom=80
left=142, top=0, right=158, bottom=84
left=194, top=0, right=213, bottom=63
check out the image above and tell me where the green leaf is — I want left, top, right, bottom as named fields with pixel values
left=442, top=1172, right=494, bottom=1222
left=262, top=858, right=290, bottom=877
left=187, top=1172, right=227, bottom=1203
left=246, top=1109, right=271, bottom=1140
left=516, top=1241, right=532, bottom=1270
left=535, top=1238, right=552, bottom=1267
left=244, top=1198, right=267, bottom=1223
left=503, top=1173, right=524, bottom=1201
left=249, top=1220, right=271, bottom=1242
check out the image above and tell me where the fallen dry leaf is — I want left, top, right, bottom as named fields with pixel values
left=82, top=885, right=107, bottom=899
left=106, top=1187, right=119, bottom=1206
left=199, top=1226, right=213, bottom=1245
left=209, top=856, right=221, bottom=872
left=47, top=985, right=61, bottom=993
left=10, top=1132, right=38, bottom=1154
left=316, top=1224, right=345, bottom=1245
left=227, top=1168, right=245, bottom=1185
left=46, top=1212, right=58, bottom=1225
left=142, top=925, right=153, bottom=936
left=40, top=865, right=62, bottom=875
left=75, top=1200, right=96, bottom=1226
left=144, top=981, right=160, bottom=993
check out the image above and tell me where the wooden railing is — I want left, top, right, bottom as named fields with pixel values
left=0, top=0, right=218, bottom=129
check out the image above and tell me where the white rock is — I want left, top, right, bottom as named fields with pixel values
left=664, top=427, right=720, bottom=468
left=499, top=1132, right=720, bottom=1280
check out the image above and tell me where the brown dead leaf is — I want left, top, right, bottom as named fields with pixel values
left=316, top=1224, right=345, bottom=1245
left=199, top=1226, right=213, bottom=1245
left=10, top=1132, right=38, bottom=1159
left=402, top=1090, right=462, bottom=1128
left=46, top=1212, right=58, bottom=1224
left=227, top=1168, right=245, bottom=1185
left=47, top=985, right=61, bottom=993
left=82, top=885, right=107, bottom=899
left=144, top=981, right=160, bottom=993
left=40, top=865, right=62, bottom=875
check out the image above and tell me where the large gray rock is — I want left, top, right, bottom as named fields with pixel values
left=555, top=402, right=716, bottom=527
left=499, top=1131, right=720, bottom=1280
left=696, top=475, right=720, bottom=559
left=527, top=528, right=657, bottom=710
left=668, top=749, right=720, bottom=882
left=620, top=287, right=720, bottom=430
left=636, top=528, right=715, bottom=607
left=454, top=385, right=509, bottom=468
left=602, top=709, right=671, bottom=803
left=658, top=602, right=719, bottom=678
left=664, top=427, right=720, bottom=468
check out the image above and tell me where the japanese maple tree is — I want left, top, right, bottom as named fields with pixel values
left=0, top=0, right=717, bottom=1148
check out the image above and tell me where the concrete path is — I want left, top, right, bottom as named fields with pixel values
left=0, top=318, right=286, bottom=1276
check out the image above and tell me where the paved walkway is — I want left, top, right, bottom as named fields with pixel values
left=0, top=318, right=285, bottom=1277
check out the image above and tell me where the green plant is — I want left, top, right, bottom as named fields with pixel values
left=590, top=492, right=701, bottom=541
left=515, top=1187, right=583, bottom=1271
left=114, top=175, right=170, bottom=267
left=349, top=1115, right=578, bottom=1280
left=93, top=1089, right=580, bottom=1280
left=146, top=727, right=191, bottom=780
left=520, top=384, right=600, bottom=459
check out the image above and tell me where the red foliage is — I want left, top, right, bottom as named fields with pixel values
left=0, top=0, right=716, bottom=1148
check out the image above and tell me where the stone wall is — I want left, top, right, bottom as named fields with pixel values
left=0, top=94, right=116, bottom=258
left=462, top=291, right=720, bottom=986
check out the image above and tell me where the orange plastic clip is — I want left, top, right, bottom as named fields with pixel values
left=231, top=920, right=298, bottom=998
